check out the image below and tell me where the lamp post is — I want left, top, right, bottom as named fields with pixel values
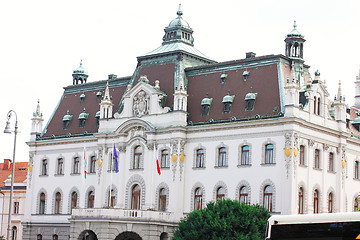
left=4, top=110, right=18, bottom=240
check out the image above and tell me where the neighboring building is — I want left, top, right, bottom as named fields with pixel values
left=0, top=159, right=28, bottom=240
left=24, top=6, right=360, bottom=240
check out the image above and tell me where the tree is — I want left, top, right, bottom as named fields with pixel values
left=173, top=199, right=270, bottom=240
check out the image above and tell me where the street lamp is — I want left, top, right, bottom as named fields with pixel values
left=4, top=110, right=18, bottom=240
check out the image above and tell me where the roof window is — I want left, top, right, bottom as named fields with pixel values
left=222, top=91, right=235, bottom=113
left=95, top=111, right=100, bottom=127
left=220, top=73, right=227, bottom=84
left=201, top=94, right=213, bottom=116
left=62, top=110, right=73, bottom=130
left=78, top=108, right=89, bottom=128
left=80, top=93, right=86, bottom=103
left=245, top=90, right=257, bottom=111
left=243, top=70, right=250, bottom=81
left=96, top=91, right=102, bottom=101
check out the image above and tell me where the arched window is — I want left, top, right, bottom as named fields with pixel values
left=328, top=193, right=333, bottom=213
left=298, top=187, right=304, bottom=214
left=37, top=234, right=42, bottom=240
left=161, top=149, right=169, bottom=168
left=216, top=187, right=225, bottom=202
left=196, top=149, right=204, bottom=168
left=52, top=234, right=58, bottom=240
left=314, top=189, right=319, bottom=213
left=317, top=97, right=321, bottom=115
left=42, top=159, right=48, bottom=175
left=299, top=145, right=305, bottom=165
left=329, top=153, right=334, bottom=172
left=194, top=188, right=203, bottom=210
left=73, top=157, right=80, bottom=174
left=131, top=184, right=141, bottom=210
left=218, top=147, right=227, bottom=167
left=71, top=192, right=77, bottom=211
left=133, top=146, right=142, bottom=169
left=263, top=185, right=273, bottom=212
left=88, top=191, right=95, bottom=208
left=354, top=197, right=359, bottom=212
left=159, top=188, right=166, bottom=211
left=241, top=145, right=250, bottom=165
left=239, top=186, right=248, bottom=204
left=109, top=153, right=116, bottom=172
left=108, top=189, right=115, bottom=208
left=314, top=97, right=317, bottom=114
left=315, top=149, right=320, bottom=169
left=265, top=144, right=274, bottom=164
left=57, top=158, right=63, bottom=175
left=11, top=226, right=17, bottom=240
left=39, top=193, right=45, bottom=214
left=89, top=156, right=96, bottom=173
left=355, top=161, right=359, bottom=179
left=55, top=192, right=61, bottom=214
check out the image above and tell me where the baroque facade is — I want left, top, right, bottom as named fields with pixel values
left=24, top=6, right=360, bottom=240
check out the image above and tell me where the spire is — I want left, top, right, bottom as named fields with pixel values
left=31, top=99, right=44, bottom=140
left=293, top=20, right=297, bottom=30
left=177, top=4, right=183, bottom=16
left=100, top=81, right=113, bottom=119
left=104, top=81, right=110, bottom=100
left=33, top=99, right=42, bottom=117
left=337, top=80, right=343, bottom=102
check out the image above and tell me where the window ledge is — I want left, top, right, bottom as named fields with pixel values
left=299, top=164, right=307, bottom=168
left=214, top=165, right=228, bottom=169
left=54, top=174, right=64, bottom=177
left=107, top=170, right=118, bottom=173
left=88, top=172, right=96, bottom=175
left=327, top=170, right=336, bottom=174
left=39, top=174, right=48, bottom=177
left=160, top=167, right=170, bottom=169
left=261, top=163, right=276, bottom=166
left=353, top=178, right=360, bottom=181
left=237, top=164, right=252, bottom=168
left=130, top=168, right=144, bottom=171
left=313, top=167, right=322, bottom=171
left=70, top=173, right=80, bottom=176
left=192, top=167, right=206, bottom=170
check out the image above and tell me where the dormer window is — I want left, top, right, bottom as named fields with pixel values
left=80, top=93, right=85, bottom=103
left=220, top=73, right=227, bottom=84
left=96, top=91, right=102, bottom=101
left=245, top=92, right=257, bottom=111
left=243, top=71, right=250, bottom=81
left=78, top=108, right=89, bottom=128
left=222, top=93, right=235, bottom=113
left=62, top=110, right=73, bottom=130
left=95, top=111, right=100, bottom=127
left=201, top=95, right=213, bottom=116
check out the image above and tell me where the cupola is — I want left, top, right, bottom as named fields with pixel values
left=285, top=21, right=305, bottom=59
left=201, top=94, right=213, bottom=115
left=72, top=60, right=88, bottom=85
left=162, top=4, right=194, bottom=46
left=351, top=111, right=360, bottom=131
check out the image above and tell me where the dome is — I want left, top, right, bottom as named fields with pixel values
left=352, top=116, right=360, bottom=124
left=315, top=70, right=320, bottom=76
left=245, top=92, right=257, bottom=100
left=73, top=60, right=88, bottom=75
left=287, top=21, right=304, bottom=38
left=166, top=5, right=191, bottom=30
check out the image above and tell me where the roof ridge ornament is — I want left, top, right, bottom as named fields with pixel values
left=293, top=20, right=297, bottom=30
left=177, top=4, right=183, bottom=16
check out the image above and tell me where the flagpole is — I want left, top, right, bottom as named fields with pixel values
left=109, top=146, right=113, bottom=208
left=150, top=143, right=156, bottom=209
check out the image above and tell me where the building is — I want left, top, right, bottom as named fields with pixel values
left=0, top=159, right=28, bottom=240
left=24, top=5, right=360, bottom=240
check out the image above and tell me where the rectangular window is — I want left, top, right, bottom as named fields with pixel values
left=90, top=156, right=96, bottom=173
left=196, top=149, right=204, bottom=168
left=42, top=159, right=48, bottom=175
left=57, top=158, right=63, bottom=175
left=265, top=144, right=274, bottom=164
left=73, top=157, right=80, bottom=174
left=241, top=145, right=250, bottom=165
left=218, top=147, right=227, bottom=167
left=329, top=153, right=334, bottom=172
left=299, top=145, right=305, bottom=165
left=315, top=149, right=320, bottom=169
left=14, top=201, right=19, bottom=214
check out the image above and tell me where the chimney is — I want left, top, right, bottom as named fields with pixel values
left=3, top=159, right=11, bottom=170
left=246, top=52, right=256, bottom=59
left=108, top=74, right=117, bottom=80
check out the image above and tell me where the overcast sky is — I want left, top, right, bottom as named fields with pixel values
left=0, top=0, right=359, bottom=163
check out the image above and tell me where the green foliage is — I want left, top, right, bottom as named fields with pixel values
left=173, top=199, right=270, bottom=240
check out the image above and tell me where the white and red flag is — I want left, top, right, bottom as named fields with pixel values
left=154, top=144, right=161, bottom=175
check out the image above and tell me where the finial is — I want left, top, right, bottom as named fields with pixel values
left=83, top=108, right=86, bottom=112
left=80, top=59, right=83, bottom=67
left=293, top=20, right=297, bottom=29
left=67, top=110, right=70, bottom=115
left=177, top=4, right=183, bottom=16
left=206, top=93, right=209, bottom=98
left=250, top=87, right=253, bottom=93
left=227, top=90, right=230, bottom=95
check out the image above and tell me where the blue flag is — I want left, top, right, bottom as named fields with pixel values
left=113, top=144, right=119, bottom=173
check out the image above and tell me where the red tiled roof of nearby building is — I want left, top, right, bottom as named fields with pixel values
left=0, top=161, right=28, bottom=188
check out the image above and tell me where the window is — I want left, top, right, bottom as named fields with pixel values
left=42, top=159, right=48, bottom=175
left=314, top=189, right=319, bottom=214
left=88, top=191, right=95, bottom=208
left=110, top=153, right=117, bottom=172
left=223, top=102, right=231, bottom=113
left=218, top=147, right=227, bottom=167
left=315, top=149, right=320, bottom=169
left=57, top=158, right=64, bottom=175
left=13, top=202, right=19, bottom=214
left=55, top=192, right=61, bottom=214
left=299, top=145, right=305, bottom=165
left=314, top=97, right=317, bottom=114
left=133, top=146, right=142, bottom=169
left=246, top=100, right=255, bottom=111
left=194, top=188, right=203, bottom=210
left=39, top=193, right=45, bottom=214
left=159, top=188, right=166, bottom=211
left=37, top=234, right=43, bottom=240
left=63, top=120, right=70, bottom=130
left=329, top=153, right=334, bottom=172
left=354, top=197, right=359, bottom=212
left=196, top=149, right=204, bottom=168
left=317, top=97, right=321, bottom=115
left=265, top=144, right=274, bottom=164
left=355, top=161, right=359, bottom=179
left=131, top=184, right=141, bottom=210
left=263, top=185, right=273, bottom=212
left=241, top=145, right=250, bottom=165
left=73, top=157, right=80, bottom=174
left=71, top=192, right=78, bottom=211
left=12, top=226, right=17, bottom=240
left=108, top=189, right=115, bottom=208
left=298, top=187, right=304, bottom=214
left=89, top=156, right=96, bottom=173
left=201, top=105, right=210, bottom=115
left=160, top=150, right=169, bottom=168
left=216, top=187, right=225, bottom=202
left=328, top=193, right=333, bottom=213
left=53, top=235, right=58, bottom=240
left=239, top=186, right=248, bottom=204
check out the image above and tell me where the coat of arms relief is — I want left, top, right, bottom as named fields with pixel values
left=133, top=90, right=149, bottom=117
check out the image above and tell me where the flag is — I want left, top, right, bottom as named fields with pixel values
left=83, top=147, right=87, bottom=179
left=154, top=144, right=161, bottom=175
left=113, top=144, right=119, bottom=173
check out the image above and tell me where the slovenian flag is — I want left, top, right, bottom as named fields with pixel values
left=83, top=147, right=87, bottom=179
left=154, top=144, right=161, bottom=175
left=113, top=144, right=119, bottom=173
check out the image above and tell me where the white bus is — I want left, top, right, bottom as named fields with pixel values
left=265, top=212, right=360, bottom=240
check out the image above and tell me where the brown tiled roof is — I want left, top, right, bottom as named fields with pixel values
left=0, top=162, right=28, bottom=188
left=187, top=63, right=282, bottom=123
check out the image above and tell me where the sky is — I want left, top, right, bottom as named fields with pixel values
left=0, top=0, right=359, bottom=163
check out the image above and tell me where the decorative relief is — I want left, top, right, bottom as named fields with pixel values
left=294, top=133, right=299, bottom=148
left=133, top=90, right=149, bottom=117
left=118, top=143, right=126, bottom=152
left=285, top=132, right=292, bottom=147
left=308, top=139, right=315, bottom=147
left=129, top=126, right=147, bottom=139
left=97, top=147, right=103, bottom=184
left=323, top=144, right=329, bottom=151
left=28, top=152, right=34, bottom=188
left=146, top=141, right=156, bottom=150
left=171, top=140, right=179, bottom=182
